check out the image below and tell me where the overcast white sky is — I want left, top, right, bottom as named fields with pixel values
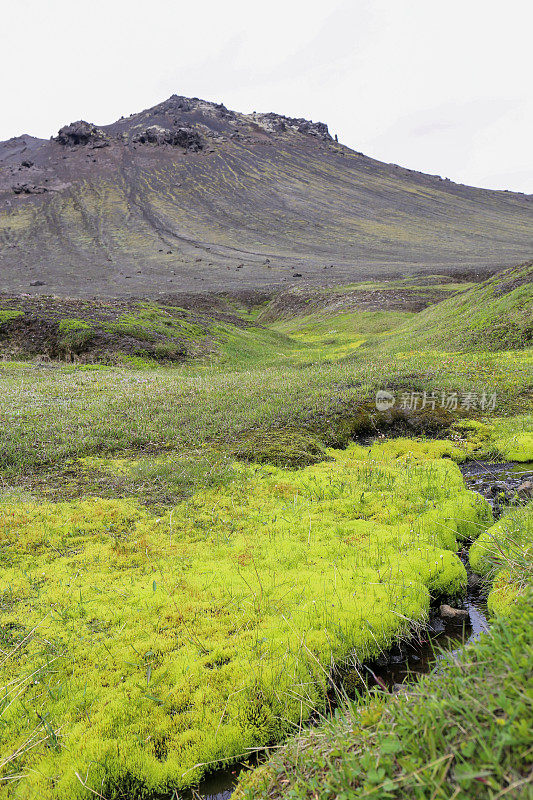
left=1, top=0, right=531, bottom=192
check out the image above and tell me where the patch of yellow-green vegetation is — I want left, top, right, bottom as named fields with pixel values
left=0, top=443, right=491, bottom=798
left=77, top=449, right=241, bottom=505
left=105, top=304, right=205, bottom=344
left=470, top=503, right=533, bottom=616
left=211, top=321, right=299, bottom=365
left=330, top=276, right=477, bottom=293
left=453, top=415, right=533, bottom=462
left=378, top=262, right=533, bottom=352
left=0, top=309, right=23, bottom=325
left=272, top=311, right=412, bottom=361
left=58, top=319, right=95, bottom=354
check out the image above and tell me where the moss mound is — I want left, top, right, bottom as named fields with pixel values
left=470, top=502, right=533, bottom=615
left=0, top=442, right=491, bottom=798
left=230, top=429, right=329, bottom=468
left=235, top=591, right=533, bottom=800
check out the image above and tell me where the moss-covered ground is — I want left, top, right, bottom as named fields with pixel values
left=0, top=264, right=531, bottom=798
left=235, top=587, right=533, bottom=800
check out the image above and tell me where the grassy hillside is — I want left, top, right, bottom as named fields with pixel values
left=376, top=261, right=533, bottom=352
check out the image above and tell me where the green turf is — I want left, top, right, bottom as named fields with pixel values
left=0, top=264, right=531, bottom=798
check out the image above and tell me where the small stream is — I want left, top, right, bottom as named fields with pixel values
left=182, top=460, right=531, bottom=800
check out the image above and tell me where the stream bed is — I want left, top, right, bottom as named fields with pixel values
left=184, top=460, right=531, bottom=800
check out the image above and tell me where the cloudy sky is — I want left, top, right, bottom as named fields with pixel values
left=1, top=0, right=531, bottom=192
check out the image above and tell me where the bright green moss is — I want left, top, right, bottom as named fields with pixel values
left=0, top=444, right=491, bottom=798
left=453, top=415, right=533, bottom=462
left=0, top=309, right=23, bottom=325
left=470, top=503, right=532, bottom=615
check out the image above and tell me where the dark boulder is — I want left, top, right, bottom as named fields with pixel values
left=13, top=183, right=48, bottom=195
left=55, top=121, right=108, bottom=147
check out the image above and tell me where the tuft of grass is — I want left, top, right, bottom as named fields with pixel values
left=230, top=429, right=329, bottom=468
left=58, top=319, right=95, bottom=354
left=0, top=310, right=23, bottom=325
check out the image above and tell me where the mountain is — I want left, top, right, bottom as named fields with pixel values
left=0, top=94, right=531, bottom=297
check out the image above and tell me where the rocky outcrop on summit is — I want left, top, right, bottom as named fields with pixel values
left=54, top=121, right=109, bottom=147
left=253, top=112, right=332, bottom=140
left=131, top=125, right=203, bottom=151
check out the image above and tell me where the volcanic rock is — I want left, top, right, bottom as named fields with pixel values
left=55, top=121, right=108, bottom=147
left=132, top=125, right=203, bottom=151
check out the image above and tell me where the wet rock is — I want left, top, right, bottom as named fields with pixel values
left=55, top=121, right=109, bottom=147
left=467, top=573, right=482, bottom=591
left=440, top=604, right=469, bottom=620
left=517, top=480, right=533, bottom=497
left=428, top=617, right=445, bottom=634
left=392, top=683, right=409, bottom=694
left=132, top=125, right=203, bottom=151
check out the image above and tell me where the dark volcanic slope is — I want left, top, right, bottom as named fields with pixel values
left=0, top=95, right=531, bottom=297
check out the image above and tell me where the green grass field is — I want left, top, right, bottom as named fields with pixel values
left=0, top=266, right=532, bottom=798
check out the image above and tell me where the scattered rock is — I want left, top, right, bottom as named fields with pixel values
left=21, top=160, right=34, bottom=168
left=440, top=604, right=469, bottom=620
left=254, top=112, right=332, bottom=140
left=292, top=272, right=302, bottom=277
left=12, top=183, right=48, bottom=195
left=55, top=121, right=109, bottom=147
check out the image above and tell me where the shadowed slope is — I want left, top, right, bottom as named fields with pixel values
left=0, top=95, right=532, bottom=297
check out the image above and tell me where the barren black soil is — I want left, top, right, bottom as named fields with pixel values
left=1, top=95, right=532, bottom=298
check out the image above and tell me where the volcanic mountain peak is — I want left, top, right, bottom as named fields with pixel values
left=0, top=94, right=531, bottom=298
